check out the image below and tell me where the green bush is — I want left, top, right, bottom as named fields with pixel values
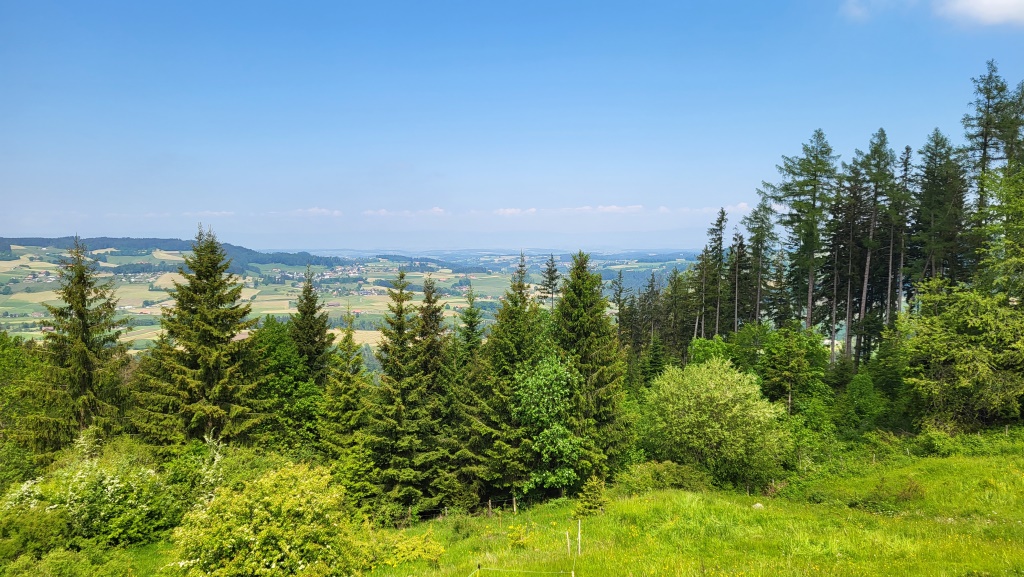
left=0, top=480, right=69, bottom=563
left=56, top=458, right=174, bottom=546
left=640, top=358, right=792, bottom=489
left=171, top=463, right=442, bottom=576
left=614, top=461, right=713, bottom=496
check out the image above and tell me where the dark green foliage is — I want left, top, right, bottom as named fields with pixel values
left=289, top=266, right=334, bottom=387
left=41, top=238, right=130, bottom=444
left=540, top=253, right=560, bottom=310
left=833, top=373, right=888, bottom=438
left=365, top=270, right=437, bottom=519
left=765, top=129, right=839, bottom=329
left=909, top=129, right=970, bottom=284
left=554, top=251, right=625, bottom=475
left=756, top=325, right=830, bottom=415
left=0, top=334, right=47, bottom=457
left=458, top=285, right=484, bottom=354
left=135, top=227, right=257, bottom=442
left=248, top=316, right=322, bottom=455
left=483, top=255, right=543, bottom=500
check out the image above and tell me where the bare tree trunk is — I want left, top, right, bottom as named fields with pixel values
left=884, top=223, right=895, bottom=326
left=858, top=204, right=878, bottom=367
left=755, top=252, right=763, bottom=324
left=896, top=234, right=905, bottom=316
left=806, top=266, right=814, bottom=330
left=734, top=252, right=740, bottom=333
left=830, top=251, right=839, bottom=364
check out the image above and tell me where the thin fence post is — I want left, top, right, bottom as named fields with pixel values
left=488, top=499, right=492, bottom=517
left=566, top=530, right=571, bottom=556
left=513, top=494, right=517, bottom=515
left=577, top=518, right=581, bottom=556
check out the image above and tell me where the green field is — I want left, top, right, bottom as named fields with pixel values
left=0, top=246, right=519, bottom=346
left=368, top=453, right=1024, bottom=576
left=107, top=446, right=1024, bottom=576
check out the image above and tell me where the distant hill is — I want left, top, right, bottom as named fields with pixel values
left=0, top=237, right=485, bottom=275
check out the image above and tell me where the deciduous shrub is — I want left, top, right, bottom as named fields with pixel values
left=640, top=358, right=792, bottom=489
left=613, top=461, right=713, bottom=496
left=171, top=463, right=442, bottom=576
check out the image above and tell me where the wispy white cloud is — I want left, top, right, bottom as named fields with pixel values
left=494, top=207, right=538, bottom=216
left=934, top=0, right=1024, bottom=24
left=597, top=204, right=643, bottom=213
left=839, top=0, right=1024, bottom=24
left=290, top=207, right=343, bottom=217
left=362, top=207, right=448, bottom=217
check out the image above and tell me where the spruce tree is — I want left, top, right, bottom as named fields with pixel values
left=553, top=251, right=625, bottom=475
left=290, top=265, right=334, bottom=387
left=540, top=254, right=561, bottom=310
left=249, top=315, right=320, bottom=453
left=910, top=129, right=969, bottom=285
left=365, top=271, right=432, bottom=520
left=741, top=195, right=778, bottom=325
left=142, top=227, right=257, bottom=442
left=483, top=254, right=542, bottom=501
left=459, top=284, right=484, bottom=354
left=41, top=237, right=130, bottom=442
left=320, top=311, right=376, bottom=506
left=766, top=129, right=839, bottom=329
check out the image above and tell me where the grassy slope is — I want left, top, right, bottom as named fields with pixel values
left=369, top=454, right=1024, bottom=577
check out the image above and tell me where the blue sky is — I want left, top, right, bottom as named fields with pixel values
left=1, top=1, right=1022, bottom=251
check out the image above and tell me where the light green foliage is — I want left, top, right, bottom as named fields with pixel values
left=170, top=463, right=442, bottom=576
left=0, top=432, right=174, bottom=567
left=572, top=475, right=607, bottom=517
left=56, top=456, right=172, bottom=545
left=513, top=354, right=589, bottom=496
left=641, top=359, right=792, bottom=488
left=902, top=280, right=1024, bottom=428
left=687, top=335, right=732, bottom=365
left=613, top=461, right=712, bottom=496
left=1, top=544, right=137, bottom=577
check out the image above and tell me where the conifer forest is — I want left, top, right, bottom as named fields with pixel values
left=1, top=62, right=1024, bottom=576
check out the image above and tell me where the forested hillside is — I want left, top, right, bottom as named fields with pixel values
left=1, top=61, right=1023, bottom=576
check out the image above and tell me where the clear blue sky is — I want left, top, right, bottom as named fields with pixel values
left=2, top=1, right=1021, bottom=251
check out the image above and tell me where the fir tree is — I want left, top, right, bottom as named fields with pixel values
left=40, top=238, right=130, bottom=445
left=766, top=129, right=839, bottom=329
left=553, top=251, right=626, bottom=476
left=365, top=271, right=433, bottom=520
left=289, top=265, right=334, bottom=387
left=483, top=254, right=542, bottom=501
left=139, top=227, right=257, bottom=442
left=540, top=254, right=561, bottom=310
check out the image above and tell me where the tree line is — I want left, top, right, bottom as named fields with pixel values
left=0, top=61, right=1022, bottom=531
